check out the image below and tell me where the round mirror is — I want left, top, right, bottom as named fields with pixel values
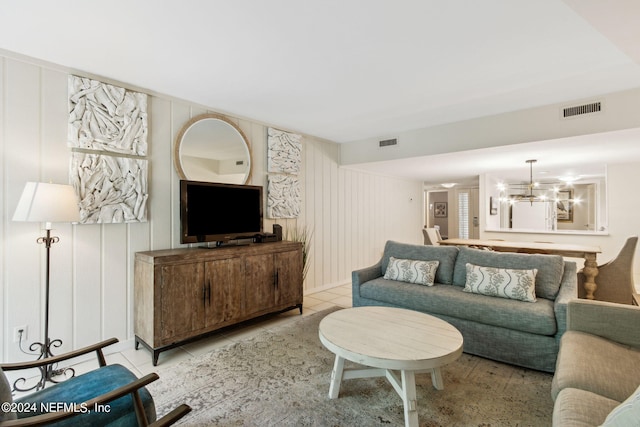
left=174, top=113, right=252, bottom=184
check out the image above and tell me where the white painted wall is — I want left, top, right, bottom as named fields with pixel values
left=341, top=88, right=640, bottom=165
left=0, top=52, right=423, bottom=362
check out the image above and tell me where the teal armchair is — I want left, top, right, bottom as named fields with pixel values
left=0, top=338, right=190, bottom=426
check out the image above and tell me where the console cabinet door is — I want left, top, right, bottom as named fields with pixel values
left=159, top=262, right=205, bottom=344
left=134, top=242, right=303, bottom=364
left=275, top=249, right=303, bottom=307
left=244, top=253, right=276, bottom=316
left=205, top=257, right=244, bottom=327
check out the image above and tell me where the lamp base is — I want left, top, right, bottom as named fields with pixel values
left=13, top=338, right=75, bottom=392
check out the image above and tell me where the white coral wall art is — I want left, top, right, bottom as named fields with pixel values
left=70, top=152, right=148, bottom=224
left=68, top=75, right=149, bottom=223
left=68, top=75, right=148, bottom=156
left=267, top=127, right=301, bottom=174
left=267, top=174, right=301, bottom=219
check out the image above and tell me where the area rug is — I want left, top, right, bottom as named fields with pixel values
left=148, top=307, right=553, bottom=426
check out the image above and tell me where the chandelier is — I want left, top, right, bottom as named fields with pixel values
left=508, top=159, right=540, bottom=205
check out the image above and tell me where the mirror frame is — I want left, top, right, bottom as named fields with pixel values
left=174, top=113, right=252, bottom=184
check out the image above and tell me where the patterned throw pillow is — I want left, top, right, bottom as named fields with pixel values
left=463, top=263, right=537, bottom=302
left=383, top=257, right=440, bottom=286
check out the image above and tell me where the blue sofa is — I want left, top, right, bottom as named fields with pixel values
left=352, top=240, right=578, bottom=372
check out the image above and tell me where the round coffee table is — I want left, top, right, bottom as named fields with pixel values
left=319, top=306, right=463, bottom=427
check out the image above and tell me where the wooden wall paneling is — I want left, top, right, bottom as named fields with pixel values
left=72, top=225, right=102, bottom=348
left=363, top=173, right=371, bottom=266
left=365, top=173, right=374, bottom=264
left=168, top=103, right=193, bottom=249
left=149, top=97, right=173, bottom=251
left=102, top=224, right=127, bottom=340
left=362, top=172, right=371, bottom=264
left=321, top=143, right=332, bottom=288
left=4, top=59, right=44, bottom=362
left=335, top=167, right=344, bottom=284
left=372, top=174, right=383, bottom=261
left=40, top=68, right=68, bottom=182
left=329, top=144, right=339, bottom=286
left=378, top=177, right=388, bottom=252
left=0, top=57, right=5, bottom=360
left=314, top=139, right=325, bottom=290
left=40, top=68, right=75, bottom=355
left=127, top=93, right=154, bottom=338
left=312, top=140, right=323, bottom=289
left=369, top=174, right=378, bottom=261
left=311, top=139, right=323, bottom=290
left=251, top=122, right=266, bottom=187
left=0, top=50, right=428, bottom=359
left=341, top=168, right=352, bottom=286
left=357, top=172, right=365, bottom=269
left=303, top=137, right=315, bottom=290
left=235, top=118, right=256, bottom=183
left=348, top=169, right=357, bottom=279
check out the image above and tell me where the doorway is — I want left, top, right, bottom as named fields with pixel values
left=425, top=187, right=479, bottom=240
left=425, top=190, right=449, bottom=239
left=457, top=188, right=479, bottom=239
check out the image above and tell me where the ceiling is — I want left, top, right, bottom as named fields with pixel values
left=1, top=0, right=640, bottom=183
left=348, top=127, right=640, bottom=186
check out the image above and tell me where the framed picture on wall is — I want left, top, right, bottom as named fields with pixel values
left=556, top=190, right=573, bottom=222
left=434, top=202, right=448, bottom=218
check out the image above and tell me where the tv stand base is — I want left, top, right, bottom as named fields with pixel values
left=135, top=304, right=302, bottom=366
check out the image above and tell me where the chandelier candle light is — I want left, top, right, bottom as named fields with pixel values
left=12, top=182, right=80, bottom=391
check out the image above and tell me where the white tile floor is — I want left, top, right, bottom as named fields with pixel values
left=8, top=284, right=352, bottom=397
left=110, top=283, right=352, bottom=377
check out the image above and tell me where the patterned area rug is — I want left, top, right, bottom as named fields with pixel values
left=148, top=307, right=553, bottom=426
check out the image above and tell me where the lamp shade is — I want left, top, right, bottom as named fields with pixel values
left=12, top=182, right=80, bottom=224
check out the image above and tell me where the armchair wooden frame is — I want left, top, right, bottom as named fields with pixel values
left=0, top=338, right=190, bottom=427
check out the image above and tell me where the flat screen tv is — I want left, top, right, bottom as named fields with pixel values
left=180, top=180, right=263, bottom=244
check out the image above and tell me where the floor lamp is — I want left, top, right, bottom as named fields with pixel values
left=12, top=182, right=80, bottom=391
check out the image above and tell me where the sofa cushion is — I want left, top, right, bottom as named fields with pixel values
left=552, top=331, right=640, bottom=402
left=453, top=246, right=565, bottom=300
left=359, top=278, right=556, bottom=335
left=383, top=257, right=439, bottom=286
left=382, top=241, right=458, bottom=285
left=602, top=385, right=640, bottom=427
left=463, top=263, right=537, bottom=302
left=553, top=387, right=619, bottom=427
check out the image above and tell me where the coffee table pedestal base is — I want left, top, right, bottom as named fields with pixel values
left=328, top=354, right=444, bottom=427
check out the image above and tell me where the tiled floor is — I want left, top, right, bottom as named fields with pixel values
left=72, top=283, right=353, bottom=379
left=8, top=283, right=352, bottom=397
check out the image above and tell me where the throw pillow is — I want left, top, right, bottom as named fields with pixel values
left=381, top=241, right=459, bottom=285
left=602, top=385, right=640, bottom=427
left=452, top=246, right=564, bottom=300
left=463, top=263, right=537, bottom=302
left=383, top=257, right=439, bottom=286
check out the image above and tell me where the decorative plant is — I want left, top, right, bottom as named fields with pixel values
left=285, top=223, right=313, bottom=283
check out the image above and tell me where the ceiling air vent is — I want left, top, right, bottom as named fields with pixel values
left=379, top=138, right=398, bottom=147
left=562, top=101, right=602, bottom=119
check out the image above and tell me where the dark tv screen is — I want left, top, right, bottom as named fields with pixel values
left=180, top=180, right=263, bottom=244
